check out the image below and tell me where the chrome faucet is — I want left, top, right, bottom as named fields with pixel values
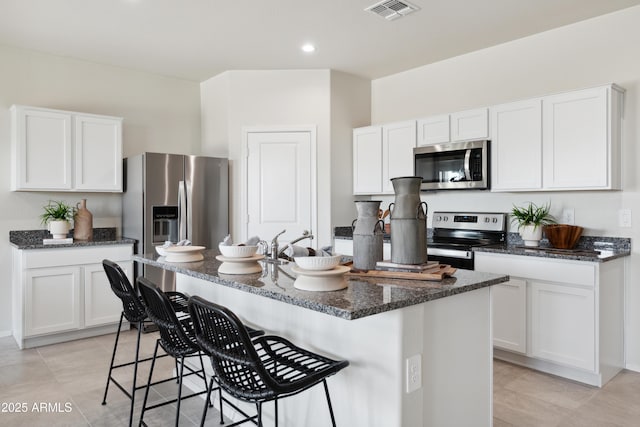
left=277, top=230, right=314, bottom=258
left=270, top=229, right=287, bottom=261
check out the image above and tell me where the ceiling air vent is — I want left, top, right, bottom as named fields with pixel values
left=365, top=0, right=420, bottom=21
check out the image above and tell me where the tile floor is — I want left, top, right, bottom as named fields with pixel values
left=493, top=359, right=640, bottom=426
left=1, top=331, right=639, bottom=426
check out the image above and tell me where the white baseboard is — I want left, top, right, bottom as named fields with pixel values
left=625, top=363, right=640, bottom=373
left=0, top=330, right=12, bottom=338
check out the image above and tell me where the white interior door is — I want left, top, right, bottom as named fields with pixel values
left=246, top=130, right=314, bottom=247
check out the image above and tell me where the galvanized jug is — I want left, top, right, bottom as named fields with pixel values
left=389, top=177, right=428, bottom=265
left=352, top=200, right=384, bottom=270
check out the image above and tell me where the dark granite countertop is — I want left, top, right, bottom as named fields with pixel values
left=132, top=250, right=508, bottom=320
left=10, top=228, right=136, bottom=249
left=334, top=227, right=630, bottom=263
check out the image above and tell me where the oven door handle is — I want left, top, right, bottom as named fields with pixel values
left=463, top=149, right=472, bottom=181
left=428, top=247, right=473, bottom=259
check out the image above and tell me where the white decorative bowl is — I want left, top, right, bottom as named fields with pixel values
left=294, top=254, right=342, bottom=271
left=155, top=245, right=171, bottom=257
left=164, top=246, right=206, bottom=263
left=218, top=244, right=259, bottom=258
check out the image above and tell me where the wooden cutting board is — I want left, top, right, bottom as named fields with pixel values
left=345, top=264, right=457, bottom=281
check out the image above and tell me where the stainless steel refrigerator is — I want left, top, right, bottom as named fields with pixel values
left=122, top=152, right=229, bottom=291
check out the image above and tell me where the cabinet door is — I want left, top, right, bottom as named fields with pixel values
left=530, top=281, right=595, bottom=371
left=490, top=99, right=542, bottom=191
left=25, top=266, right=81, bottom=336
left=492, top=279, right=527, bottom=353
left=353, top=126, right=383, bottom=194
left=543, top=87, right=609, bottom=189
left=417, top=115, right=450, bottom=146
left=75, top=114, right=123, bottom=192
left=84, top=262, right=129, bottom=327
left=382, top=121, right=417, bottom=193
left=11, top=106, right=73, bottom=191
left=451, top=108, right=488, bottom=141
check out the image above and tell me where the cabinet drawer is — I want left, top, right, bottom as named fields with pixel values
left=475, top=253, right=596, bottom=287
left=23, top=245, right=132, bottom=269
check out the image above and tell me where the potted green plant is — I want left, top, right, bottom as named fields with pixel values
left=511, top=202, right=556, bottom=247
left=40, top=200, right=76, bottom=239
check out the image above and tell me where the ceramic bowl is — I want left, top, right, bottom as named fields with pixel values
left=218, top=244, right=259, bottom=258
left=544, top=224, right=584, bottom=249
left=294, top=254, right=342, bottom=271
left=155, top=245, right=171, bottom=257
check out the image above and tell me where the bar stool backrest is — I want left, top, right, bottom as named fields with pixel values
left=102, top=259, right=146, bottom=323
left=188, top=295, right=277, bottom=401
left=137, top=277, right=200, bottom=357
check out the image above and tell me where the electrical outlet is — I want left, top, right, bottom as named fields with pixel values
left=619, top=209, right=632, bottom=228
left=406, top=354, right=422, bottom=393
left=561, top=208, right=575, bottom=225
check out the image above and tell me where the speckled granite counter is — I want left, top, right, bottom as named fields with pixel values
left=473, top=233, right=630, bottom=262
left=132, top=250, right=508, bottom=320
left=10, top=228, right=136, bottom=249
left=334, top=227, right=630, bottom=263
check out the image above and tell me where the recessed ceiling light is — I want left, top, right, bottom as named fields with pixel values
left=301, top=44, right=316, bottom=53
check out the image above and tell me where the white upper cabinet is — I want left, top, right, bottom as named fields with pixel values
left=490, top=99, right=543, bottom=191
left=450, top=108, right=489, bottom=141
left=353, top=126, right=383, bottom=195
left=353, top=121, right=416, bottom=195
left=74, top=114, right=123, bottom=192
left=543, top=85, right=622, bottom=190
left=11, top=106, right=73, bottom=191
left=491, top=84, right=623, bottom=192
left=382, top=120, right=417, bottom=193
left=11, top=105, right=123, bottom=192
left=417, top=114, right=450, bottom=146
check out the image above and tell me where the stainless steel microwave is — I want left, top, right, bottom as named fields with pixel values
left=414, top=140, right=490, bottom=190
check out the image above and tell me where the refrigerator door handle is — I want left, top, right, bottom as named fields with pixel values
left=178, top=180, right=187, bottom=241
left=186, top=180, right=193, bottom=242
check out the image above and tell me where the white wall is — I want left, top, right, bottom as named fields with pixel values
left=0, top=44, right=201, bottom=335
left=370, top=6, right=640, bottom=371
left=201, top=69, right=370, bottom=249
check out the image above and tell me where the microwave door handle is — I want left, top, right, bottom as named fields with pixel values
left=178, top=180, right=187, bottom=241
left=463, top=149, right=472, bottom=181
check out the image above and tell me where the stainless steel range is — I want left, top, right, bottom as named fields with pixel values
left=427, top=212, right=507, bottom=270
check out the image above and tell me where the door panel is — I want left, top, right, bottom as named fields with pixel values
left=247, top=131, right=313, bottom=246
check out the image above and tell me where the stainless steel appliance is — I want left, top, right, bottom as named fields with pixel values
left=427, top=211, right=506, bottom=270
left=122, top=152, right=229, bottom=291
left=414, top=140, right=490, bottom=190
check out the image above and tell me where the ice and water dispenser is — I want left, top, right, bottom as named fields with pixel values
left=152, top=206, right=178, bottom=244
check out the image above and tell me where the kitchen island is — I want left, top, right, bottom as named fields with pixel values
left=133, top=250, right=509, bottom=427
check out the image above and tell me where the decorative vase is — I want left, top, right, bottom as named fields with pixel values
left=352, top=200, right=384, bottom=270
left=49, top=220, right=70, bottom=239
left=389, top=176, right=428, bottom=265
left=520, top=224, right=542, bottom=247
left=74, top=199, right=93, bottom=241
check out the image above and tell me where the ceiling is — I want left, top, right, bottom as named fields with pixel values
left=1, top=0, right=639, bottom=82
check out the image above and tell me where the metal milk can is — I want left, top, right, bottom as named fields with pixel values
left=352, top=200, right=384, bottom=270
left=388, top=176, right=428, bottom=265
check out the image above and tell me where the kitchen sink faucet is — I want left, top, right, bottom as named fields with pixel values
left=269, top=229, right=314, bottom=261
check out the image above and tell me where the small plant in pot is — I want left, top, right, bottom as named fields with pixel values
left=511, top=202, right=556, bottom=247
left=40, top=200, right=76, bottom=239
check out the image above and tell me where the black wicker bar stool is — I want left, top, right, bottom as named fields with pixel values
left=101, top=260, right=189, bottom=427
left=188, top=295, right=350, bottom=427
left=136, top=277, right=214, bottom=427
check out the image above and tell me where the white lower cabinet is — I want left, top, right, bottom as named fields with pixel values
left=12, top=245, right=132, bottom=349
left=530, top=280, right=595, bottom=371
left=492, top=278, right=527, bottom=354
left=476, top=252, right=624, bottom=386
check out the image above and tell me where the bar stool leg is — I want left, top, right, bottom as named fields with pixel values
left=323, top=380, right=337, bottom=427
left=139, top=339, right=160, bottom=427
left=129, top=323, right=143, bottom=427
left=175, top=356, right=186, bottom=427
left=274, top=398, right=278, bottom=427
left=256, top=402, right=263, bottom=427
left=102, top=312, right=124, bottom=405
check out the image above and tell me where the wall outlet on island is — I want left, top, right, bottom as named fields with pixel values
left=406, top=354, right=422, bottom=393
